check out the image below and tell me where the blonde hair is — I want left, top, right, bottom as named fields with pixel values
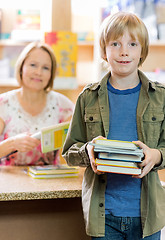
left=99, top=11, right=149, bottom=66
left=15, top=41, right=57, bottom=91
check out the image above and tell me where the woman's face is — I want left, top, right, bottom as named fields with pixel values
left=21, top=48, right=52, bottom=91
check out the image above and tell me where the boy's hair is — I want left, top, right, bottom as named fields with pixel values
left=15, top=41, right=57, bottom=91
left=99, top=11, right=149, bottom=66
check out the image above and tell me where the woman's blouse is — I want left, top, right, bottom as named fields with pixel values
left=0, top=89, right=74, bottom=165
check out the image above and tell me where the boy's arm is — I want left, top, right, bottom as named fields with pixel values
left=62, top=95, right=90, bottom=167
left=156, top=115, right=165, bottom=169
left=134, top=114, right=165, bottom=178
left=133, top=141, right=162, bottom=178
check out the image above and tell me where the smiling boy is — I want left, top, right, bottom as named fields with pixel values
left=62, top=12, right=165, bottom=240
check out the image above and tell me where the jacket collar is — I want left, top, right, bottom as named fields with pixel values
left=87, top=70, right=156, bottom=92
left=138, top=70, right=156, bottom=91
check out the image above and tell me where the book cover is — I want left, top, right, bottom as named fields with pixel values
left=41, top=121, right=70, bottom=153
left=94, top=145, right=143, bottom=157
left=28, top=171, right=78, bottom=179
left=95, top=158, right=139, bottom=168
left=95, top=139, right=138, bottom=150
left=98, top=152, right=142, bottom=162
left=97, top=164, right=141, bottom=175
left=45, top=31, right=77, bottom=78
left=28, top=164, right=79, bottom=175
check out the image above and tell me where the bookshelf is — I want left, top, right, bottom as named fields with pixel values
left=0, top=1, right=165, bottom=92
left=140, top=41, right=165, bottom=72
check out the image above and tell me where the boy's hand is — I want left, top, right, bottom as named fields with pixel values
left=87, top=136, right=106, bottom=175
left=133, top=140, right=162, bottom=178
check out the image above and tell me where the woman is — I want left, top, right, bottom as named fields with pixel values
left=0, top=41, right=74, bottom=165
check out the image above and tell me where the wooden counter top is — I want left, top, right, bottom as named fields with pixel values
left=0, top=166, right=164, bottom=202
left=0, top=166, right=85, bottom=201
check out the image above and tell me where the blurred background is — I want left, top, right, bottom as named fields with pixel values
left=0, top=0, right=165, bottom=97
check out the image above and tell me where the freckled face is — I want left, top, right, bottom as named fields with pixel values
left=21, top=48, right=52, bottom=91
left=105, top=30, right=142, bottom=77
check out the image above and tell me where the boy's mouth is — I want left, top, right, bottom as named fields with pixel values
left=117, top=61, right=131, bottom=64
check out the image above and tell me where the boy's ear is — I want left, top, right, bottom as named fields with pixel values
left=103, top=53, right=108, bottom=62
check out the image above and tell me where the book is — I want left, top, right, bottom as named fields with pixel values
left=93, top=139, right=143, bottom=175
left=95, top=158, right=139, bottom=168
left=27, top=164, right=79, bottom=179
left=97, top=164, right=141, bottom=175
left=92, top=139, right=144, bottom=158
left=41, top=121, right=70, bottom=153
left=98, top=152, right=142, bottom=163
left=94, top=146, right=143, bottom=157
left=28, top=164, right=79, bottom=175
left=28, top=172, right=78, bottom=179
left=45, top=31, right=77, bottom=78
left=95, top=139, right=138, bottom=150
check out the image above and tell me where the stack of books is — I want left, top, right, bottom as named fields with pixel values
left=93, top=139, right=144, bottom=175
left=27, top=164, right=79, bottom=179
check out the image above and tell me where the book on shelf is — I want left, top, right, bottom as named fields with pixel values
left=95, top=158, right=139, bottom=168
left=45, top=31, right=77, bottom=78
left=27, top=164, right=79, bottom=179
left=97, top=164, right=141, bottom=175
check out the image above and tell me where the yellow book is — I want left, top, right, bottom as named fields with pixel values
left=27, top=164, right=79, bottom=179
left=95, top=159, right=139, bottom=169
left=41, top=121, right=70, bottom=153
left=28, top=164, right=79, bottom=175
left=28, top=172, right=78, bottom=179
left=97, top=165, right=141, bottom=175
left=45, top=31, right=77, bottom=77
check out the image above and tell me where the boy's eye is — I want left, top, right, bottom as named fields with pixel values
left=130, top=42, right=137, bottom=46
left=112, top=42, right=119, bottom=47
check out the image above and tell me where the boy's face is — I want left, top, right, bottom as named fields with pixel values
left=105, top=30, right=142, bottom=78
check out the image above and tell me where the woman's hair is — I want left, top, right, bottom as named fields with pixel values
left=15, top=41, right=57, bottom=91
left=99, top=11, right=149, bottom=66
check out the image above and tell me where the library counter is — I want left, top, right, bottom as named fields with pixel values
left=0, top=166, right=164, bottom=240
left=0, top=166, right=84, bottom=201
left=0, top=166, right=90, bottom=240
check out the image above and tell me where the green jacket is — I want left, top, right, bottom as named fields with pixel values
left=62, top=70, right=165, bottom=238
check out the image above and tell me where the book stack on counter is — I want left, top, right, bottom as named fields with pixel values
left=93, top=139, right=144, bottom=175
left=27, top=164, right=79, bottom=179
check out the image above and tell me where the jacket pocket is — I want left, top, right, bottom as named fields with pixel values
left=143, top=109, right=164, bottom=147
left=85, top=109, right=104, bottom=140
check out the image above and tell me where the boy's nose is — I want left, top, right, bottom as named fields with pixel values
left=121, top=52, right=128, bottom=57
left=120, top=46, right=129, bottom=57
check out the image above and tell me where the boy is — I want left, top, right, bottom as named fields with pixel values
left=62, top=12, right=165, bottom=239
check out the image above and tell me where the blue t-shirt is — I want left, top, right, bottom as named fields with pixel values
left=105, top=80, right=142, bottom=217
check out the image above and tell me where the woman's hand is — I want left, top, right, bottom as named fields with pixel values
left=86, top=136, right=106, bottom=174
left=13, top=133, right=40, bottom=152
left=133, top=140, right=162, bottom=178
